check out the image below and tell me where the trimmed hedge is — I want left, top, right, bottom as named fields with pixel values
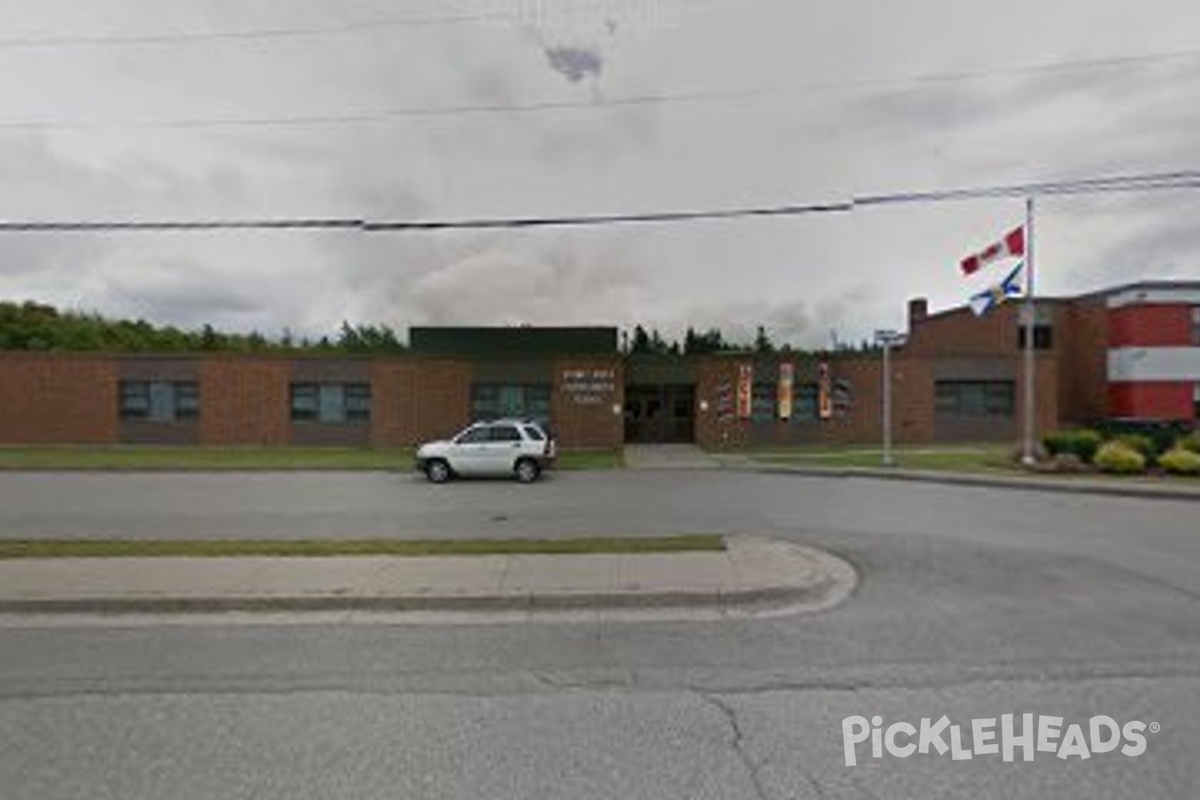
left=1177, top=433, right=1200, bottom=456
left=1160, top=448, right=1200, bottom=476
left=1095, top=419, right=1192, bottom=458
left=1112, top=434, right=1158, bottom=466
left=1043, top=429, right=1103, bottom=464
left=1094, top=441, right=1146, bottom=475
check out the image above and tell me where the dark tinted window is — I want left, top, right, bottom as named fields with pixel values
left=291, top=383, right=370, bottom=424
left=456, top=427, right=491, bottom=444
left=119, top=381, right=199, bottom=422
left=522, top=425, right=545, bottom=441
left=935, top=381, right=1015, bottom=417
left=1016, top=325, right=1053, bottom=350
left=490, top=425, right=522, bottom=442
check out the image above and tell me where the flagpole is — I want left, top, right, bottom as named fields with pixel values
left=1022, top=196, right=1037, bottom=465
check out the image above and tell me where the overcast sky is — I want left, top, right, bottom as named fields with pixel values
left=2, top=0, right=1200, bottom=347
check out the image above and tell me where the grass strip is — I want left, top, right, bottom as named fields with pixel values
left=0, top=447, right=414, bottom=471
left=556, top=449, right=623, bottom=470
left=0, top=534, right=724, bottom=560
left=750, top=446, right=1014, bottom=473
left=0, top=446, right=623, bottom=472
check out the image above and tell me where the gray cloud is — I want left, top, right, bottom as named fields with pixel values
left=544, top=46, right=603, bottom=82
left=2, top=0, right=1200, bottom=345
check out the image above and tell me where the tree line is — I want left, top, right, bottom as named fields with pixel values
left=623, top=324, right=880, bottom=356
left=0, top=300, right=881, bottom=356
left=0, top=301, right=404, bottom=354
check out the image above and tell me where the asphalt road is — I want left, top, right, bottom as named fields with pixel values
left=1, top=470, right=1198, bottom=798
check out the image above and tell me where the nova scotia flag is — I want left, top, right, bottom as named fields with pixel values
left=968, top=262, right=1024, bottom=317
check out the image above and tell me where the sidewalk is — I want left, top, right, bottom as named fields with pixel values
left=623, top=444, right=721, bottom=470
left=0, top=536, right=855, bottom=618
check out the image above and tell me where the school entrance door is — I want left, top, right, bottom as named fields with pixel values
left=623, top=384, right=695, bottom=444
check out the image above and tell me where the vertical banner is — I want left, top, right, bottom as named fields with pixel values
left=778, top=362, right=794, bottom=421
left=736, top=364, right=754, bottom=419
left=818, top=362, right=833, bottom=420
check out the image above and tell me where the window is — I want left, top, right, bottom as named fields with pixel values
left=455, top=427, right=491, bottom=444
left=791, top=383, right=819, bottom=421
left=751, top=382, right=776, bottom=423
left=1194, top=382, right=1200, bottom=420
left=471, top=384, right=551, bottom=422
left=119, top=381, right=199, bottom=422
left=935, top=381, right=1015, bottom=417
left=1016, top=325, right=1053, bottom=350
left=1192, top=307, right=1200, bottom=346
left=490, top=425, right=522, bottom=442
left=290, top=383, right=371, bottom=424
left=522, top=425, right=545, bottom=441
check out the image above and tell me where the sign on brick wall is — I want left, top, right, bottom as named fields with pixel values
left=561, top=368, right=616, bottom=405
left=778, top=362, right=794, bottom=420
left=737, top=364, right=753, bottom=419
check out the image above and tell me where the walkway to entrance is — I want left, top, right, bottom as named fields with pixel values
left=622, top=444, right=721, bottom=470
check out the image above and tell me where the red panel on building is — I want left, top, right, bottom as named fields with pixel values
left=1107, top=382, right=1194, bottom=419
left=1108, top=305, right=1194, bottom=348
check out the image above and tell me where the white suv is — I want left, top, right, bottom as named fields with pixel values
left=415, top=419, right=557, bottom=483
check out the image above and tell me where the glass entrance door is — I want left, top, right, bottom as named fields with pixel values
left=624, top=385, right=694, bottom=443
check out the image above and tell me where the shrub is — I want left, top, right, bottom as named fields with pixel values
left=1112, top=434, right=1157, bottom=465
left=1094, top=441, right=1146, bottom=475
left=1177, top=432, right=1200, bottom=455
left=1043, top=429, right=1103, bottom=464
left=1159, top=448, right=1200, bottom=476
left=1096, top=419, right=1192, bottom=457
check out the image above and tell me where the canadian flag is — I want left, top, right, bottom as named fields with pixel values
left=960, top=225, right=1025, bottom=275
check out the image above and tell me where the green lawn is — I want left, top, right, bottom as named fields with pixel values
left=556, top=448, right=623, bottom=470
left=0, top=446, right=624, bottom=472
left=0, top=534, right=724, bottom=560
left=0, top=446, right=414, bottom=471
left=745, top=444, right=1016, bottom=473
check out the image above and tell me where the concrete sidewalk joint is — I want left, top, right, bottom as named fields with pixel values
left=0, top=536, right=857, bottom=620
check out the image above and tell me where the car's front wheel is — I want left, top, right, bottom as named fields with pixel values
left=425, top=459, right=451, bottom=484
left=514, top=458, right=540, bottom=483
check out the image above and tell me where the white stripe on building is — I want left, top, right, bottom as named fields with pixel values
left=1108, top=347, right=1200, bottom=382
left=1107, top=287, right=1200, bottom=308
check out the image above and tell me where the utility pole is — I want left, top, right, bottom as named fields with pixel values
left=1022, top=197, right=1038, bottom=465
left=874, top=329, right=905, bottom=467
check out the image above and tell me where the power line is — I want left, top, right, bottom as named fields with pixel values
left=2, top=45, right=1199, bottom=132
left=2, top=169, right=1199, bottom=234
left=0, top=89, right=760, bottom=132
left=0, top=12, right=504, bottom=50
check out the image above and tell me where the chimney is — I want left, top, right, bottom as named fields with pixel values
left=908, top=297, right=928, bottom=328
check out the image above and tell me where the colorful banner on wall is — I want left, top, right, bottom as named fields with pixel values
left=778, top=363, right=794, bottom=420
left=818, top=362, right=833, bottom=420
left=736, top=364, right=754, bottom=419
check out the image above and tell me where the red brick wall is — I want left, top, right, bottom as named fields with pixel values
left=1056, top=299, right=1109, bottom=426
left=372, top=359, right=470, bottom=447
left=199, top=359, right=291, bottom=445
left=1108, top=382, right=1194, bottom=419
left=905, top=304, right=1022, bottom=356
left=693, top=354, right=931, bottom=448
left=0, top=355, right=118, bottom=444
left=552, top=358, right=623, bottom=448
left=892, top=357, right=935, bottom=444
left=1109, top=304, right=1194, bottom=347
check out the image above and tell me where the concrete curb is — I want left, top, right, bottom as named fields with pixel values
left=0, top=541, right=858, bottom=619
left=742, top=463, right=1200, bottom=502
